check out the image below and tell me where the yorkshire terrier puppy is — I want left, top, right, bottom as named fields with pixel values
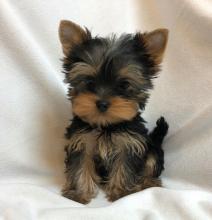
left=58, top=20, right=169, bottom=204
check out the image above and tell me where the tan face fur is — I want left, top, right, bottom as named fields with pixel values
left=72, top=92, right=139, bottom=126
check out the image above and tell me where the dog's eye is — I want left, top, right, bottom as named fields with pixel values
left=118, top=81, right=130, bottom=90
left=84, top=78, right=95, bottom=89
left=84, top=78, right=94, bottom=85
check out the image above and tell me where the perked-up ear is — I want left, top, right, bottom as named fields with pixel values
left=59, top=20, right=90, bottom=56
left=144, top=29, right=169, bottom=64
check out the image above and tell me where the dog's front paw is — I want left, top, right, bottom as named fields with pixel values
left=62, top=189, right=91, bottom=204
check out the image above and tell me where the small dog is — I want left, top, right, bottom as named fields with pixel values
left=58, top=20, right=169, bottom=204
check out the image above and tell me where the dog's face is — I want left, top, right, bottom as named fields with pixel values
left=59, top=20, right=168, bottom=126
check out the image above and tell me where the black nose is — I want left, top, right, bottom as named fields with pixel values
left=96, top=100, right=110, bottom=112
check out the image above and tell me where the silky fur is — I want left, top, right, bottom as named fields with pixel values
left=59, top=20, right=169, bottom=204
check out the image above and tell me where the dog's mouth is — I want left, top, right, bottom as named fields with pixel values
left=72, top=93, right=138, bottom=126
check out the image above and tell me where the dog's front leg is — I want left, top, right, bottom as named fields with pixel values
left=101, top=131, right=161, bottom=201
left=62, top=128, right=99, bottom=204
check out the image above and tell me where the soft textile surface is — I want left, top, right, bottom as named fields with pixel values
left=0, top=0, right=212, bottom=219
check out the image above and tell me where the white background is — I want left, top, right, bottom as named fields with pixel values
left=0, top=0, right=212, bottom=219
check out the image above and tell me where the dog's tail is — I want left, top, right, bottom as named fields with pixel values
left=149, top=116, right=169, bottom=148
left=147, top=117, right=168, bottom=177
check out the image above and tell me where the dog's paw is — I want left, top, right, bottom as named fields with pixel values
left=62, top=189, right=91, bottom=204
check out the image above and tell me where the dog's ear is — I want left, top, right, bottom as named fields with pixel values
left=59, top=20, right=90, bottom=56
left=143, top=29, right=168, bottom=64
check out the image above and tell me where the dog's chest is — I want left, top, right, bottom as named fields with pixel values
left=83, top=128, right=114, bottom=158
left=82, top=130, right=99, bottom=155
left=85, top=128, right=146, bottom=159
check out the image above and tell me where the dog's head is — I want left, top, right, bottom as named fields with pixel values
left=59, top=20, right=168, bottom=126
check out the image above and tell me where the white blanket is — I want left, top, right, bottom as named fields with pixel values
left=0, top=0, right=212, bottom=219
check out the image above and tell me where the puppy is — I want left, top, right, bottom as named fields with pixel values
left=58, top=20, right=169, bottom=204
